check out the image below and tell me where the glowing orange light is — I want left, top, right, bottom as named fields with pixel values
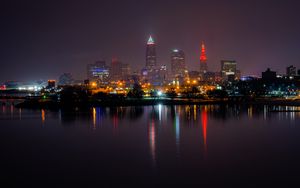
left=41, top=109, right=45, bottom=123
left=92, top=108, right=96, bottom=128
left=91, top=82, right=97, bottom=87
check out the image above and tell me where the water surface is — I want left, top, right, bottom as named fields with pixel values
left=1, top=104, right=300, bottom=187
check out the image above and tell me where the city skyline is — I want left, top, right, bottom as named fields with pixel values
left=1, top=0, right=300, bottom=82
left=2, top=1, right=300, bottom=187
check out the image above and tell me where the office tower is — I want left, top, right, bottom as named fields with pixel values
left=286, top=65, right=297, bottom=76
left=221, top=60, right=237, bottom=80
left=159, top=65, right=168, bottom=82
left=47, top=80, right=56, bottom=88
left=200, top=42, right=208, bottom=76
left=171, top=49, right=186, bottom=78
left=110, top=58, right=123, bottom=81
left=121, top=63, right=131, bottom=79
left=146, top=35, right=157, bottom=71
left=110, top=58, right=131, bottom=81
left=87, top=61, right=110, bottom=83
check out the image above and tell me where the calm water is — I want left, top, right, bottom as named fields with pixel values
left=1, top=104, right=300, bottom=187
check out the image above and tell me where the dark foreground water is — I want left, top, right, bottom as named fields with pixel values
left=1, top=104, right=300, bottom=187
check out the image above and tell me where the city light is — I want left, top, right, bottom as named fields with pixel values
left=91, top=82, right=97, bottom=87
left=147, top=35, right=155, bottom=45
left=1, top=34, right=300, bottom=104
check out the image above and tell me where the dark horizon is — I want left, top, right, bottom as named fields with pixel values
left=1, top=0, right=300, bottom=82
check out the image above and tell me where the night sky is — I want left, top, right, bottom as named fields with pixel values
left=1, top=0, right=300, bottom=82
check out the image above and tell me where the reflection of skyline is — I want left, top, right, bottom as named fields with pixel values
left=1, top=103, right=300, bottom=167
left=175, top=108, right=180, bottom=158
left=92, top=108, right=96, bottom=129
left=129, top=107, right=144, bottom=120
left=0, top=104, right=300, bottom=123
left=148, top=119, right=156, bottom=166
left=201, top=107, right=208, bottom=156
left=41, top=109, right=45, bottom=123
left=19, top=108, right=22, bottom=120
left=91, top=107, right=107, bottom=130
left=10, top=105, right=14, bottom=119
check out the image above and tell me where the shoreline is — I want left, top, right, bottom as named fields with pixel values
left=13, top=98, right=300, bottom=109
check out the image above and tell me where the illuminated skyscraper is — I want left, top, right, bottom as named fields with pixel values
left=146, top=35, right=157, bottom=71
left=171, top=49, right=186, bottom=78
left=221, top=60, right=237, bottom=80
left=199, top=42, right=208, bottom=76
left=87, top=61, right=110, bottom=83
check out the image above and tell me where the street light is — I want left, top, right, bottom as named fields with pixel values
left=157, top=91, right=162, bottom=97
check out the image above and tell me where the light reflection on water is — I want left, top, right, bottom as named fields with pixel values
left=175, top=106, right=180, bottom=158
left=2, top=104, right=300, bottom=126
left=201, top=106, right=208, bottom=157
left=2, top=104, right=300, bottom=124
left=148, top=119, right=156, bottom=166
left=1, top=103, right=300, bottom=186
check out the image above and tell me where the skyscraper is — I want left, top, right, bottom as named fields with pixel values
left=199, top=42, right=208, bottom=76
left=146, top=35, right=157, bottom=71
left=171, top=49, right=186, bottom=78
left=87, top=61, right=110, bottom=83
left=121, top=63, right=131, bottom=79
left=110, top=58, right=131, bottom=81
left=221, top=60, right=237, bottom=80
left=110, top=58, right=122, bottom=81
left=286, top=65, right=297, bottom=76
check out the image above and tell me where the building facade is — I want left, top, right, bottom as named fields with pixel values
left=221, top=60, right=237, bottom=80
left=199, top=42, right=208, bottom=77
left=286, top=65, right=297, bottom=76
left=146, top=36, right=157, bottom=71
left=171, top=49, right=186, bottom=79
left=110, top=58, right=123, bottom=81
left=87, top=61, right=110, bottom=84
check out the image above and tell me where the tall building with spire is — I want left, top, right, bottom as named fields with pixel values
left=146, top=35, right=157, bottom=71
left=199, top=42, right=208, bottom=77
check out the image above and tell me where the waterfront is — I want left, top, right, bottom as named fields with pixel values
left=1, top=104, right=300, bottom=187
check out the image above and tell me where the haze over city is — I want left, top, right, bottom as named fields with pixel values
left=1, top=0, right=300, bottom=82
left=3, top=1, right=300, bottom=187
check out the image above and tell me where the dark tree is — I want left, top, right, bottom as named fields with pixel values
left=127, top=83, right=144, bottom=98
